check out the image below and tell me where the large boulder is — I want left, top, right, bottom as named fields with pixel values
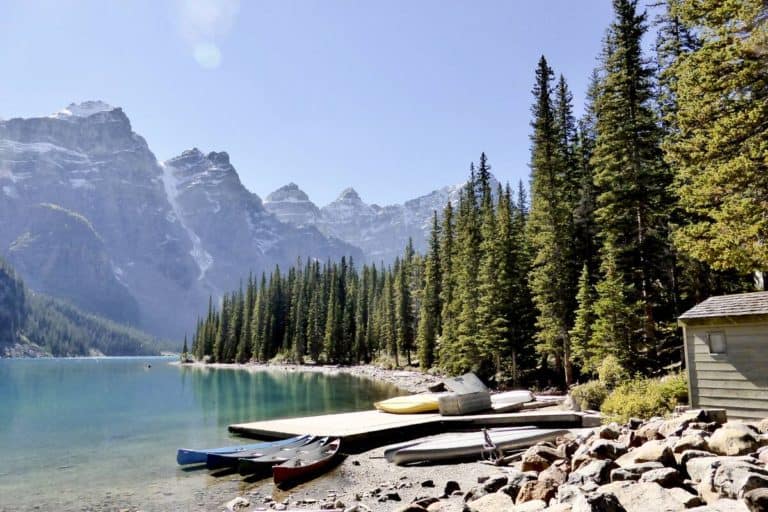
left=708, top=423, right=761, bottom=456
left=522, top=444, right=562, bottom=472
left=597, top=481, right=694, bottom=512
left=614, top=440, right=675, bottom=468
left=464, top=492, right=514, bottom=512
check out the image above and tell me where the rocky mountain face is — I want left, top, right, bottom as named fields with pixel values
left=0, top=102, right=360, bottom=339
left=265, top=183, right=468, bottom=263
left=6, top=203, right=141, bottom=325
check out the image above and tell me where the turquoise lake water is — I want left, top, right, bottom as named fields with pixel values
left=0, top=357, right=400, bottom=511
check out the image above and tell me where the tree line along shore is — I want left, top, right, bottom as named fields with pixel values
left=189, top=0, right=767, bottom=390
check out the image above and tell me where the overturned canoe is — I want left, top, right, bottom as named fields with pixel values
left=490, top=390, right=535, bottom=413
left=272, top=438, right=341, bottom=485
left=176, top=435, right=310, bottom=465
left=238, top=437, right=330, bottom=475
left=382, top=426, right=538, bottom=463
left=205, top=435, right=315, bottom=469
left=374, top=393, right=442, bottom=414
left=390, top=428, right=569, bottom=465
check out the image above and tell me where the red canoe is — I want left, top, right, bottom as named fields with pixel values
left=272, top=437, right=341, bottom=485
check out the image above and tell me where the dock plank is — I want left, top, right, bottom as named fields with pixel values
left=229, top=410, right=441, bottom=439
left=229, top=409, right=585, bottom=451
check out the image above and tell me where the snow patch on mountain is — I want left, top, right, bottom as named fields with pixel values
left=51, top=101, right=115, bottom=119
left=159, top=161, right=213, bottom=280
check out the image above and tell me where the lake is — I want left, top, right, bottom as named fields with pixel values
left=0, top=357, right=401, bottom=511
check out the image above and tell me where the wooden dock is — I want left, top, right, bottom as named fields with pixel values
left=229, top=409, right=590, bottom=452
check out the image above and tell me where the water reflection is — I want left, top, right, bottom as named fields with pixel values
left=183, top=366, right=400, bottom=427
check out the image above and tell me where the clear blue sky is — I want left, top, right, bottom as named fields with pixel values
left=0, top=0, right=644, bottom=206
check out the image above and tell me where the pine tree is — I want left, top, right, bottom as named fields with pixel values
left=212, top=295, right=229, bottom=362
left=251, top=273, right=267, bottom=361
left=307, top=284, right=324, bottom=363
left=382, top=270, right=398, bottom=365
left=570, top=264, right=597, bottom=372
left=438, top=201, right=456, bottom=370
left=527, top=56, right=577, bottom=385
left=416, top=212, right=441, bottom=370
left=354, top=266, right=370, bottom=362
left=665, top=0, right=768, bottom=274
left=591, top=0, right=672, bottom=369
left=476, top=156, right=505, bottom=379
left=451, top=169, right=482, bottom=375
left=395, top=255, right=415, bottom=366
left=182, top=334, right=189, bottom=361
left=590, top=241, right=637, bottom=370
left=341, top=262, right=357, bottom=362
left=323, top=266, right=342, bottom=363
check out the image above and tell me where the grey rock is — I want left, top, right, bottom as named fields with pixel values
left=638, top=467, right=682, bottom=488
left=674, top=434, right=710, bottom=454
left=482, top=475, right=508, bottom=493
left=588, top=440, right=628, bottom=461
left=743, top=488, right=768, bottom=512
left=571, top=492, right=627, bottom=512
left=395, top=505, right=427, bottom=512
left=513, top=500, right=548, bottom=512
left=568, top=459, right=619, bottom=486
left=444, top=481, right=461, bottom=497
left=516, top=480, right=557, bottom=504
left=609, top=462, right=664, bottom=482
left=464, top=492, right=514, bottom=512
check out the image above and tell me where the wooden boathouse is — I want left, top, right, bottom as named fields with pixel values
left=679, top=291, right=768, bottom=420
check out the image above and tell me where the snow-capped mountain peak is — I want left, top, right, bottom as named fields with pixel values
left=264, top=183, right=319, bottom=226
left=335, top=187, right=362, bottom=203
left=51, top=100, right=116, bottom=119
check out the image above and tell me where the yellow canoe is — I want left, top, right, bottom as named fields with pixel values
left=374, top=393, right=441, bottom=414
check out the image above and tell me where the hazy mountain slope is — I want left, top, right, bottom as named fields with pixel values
left=0, top=257, right=160, bottom=357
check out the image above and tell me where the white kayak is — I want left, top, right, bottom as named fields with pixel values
left=389, top=427, right=568, bottom=465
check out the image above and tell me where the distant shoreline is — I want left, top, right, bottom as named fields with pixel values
left=174, top=360, right=442, bottom=394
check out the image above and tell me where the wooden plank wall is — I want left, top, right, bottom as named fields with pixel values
left=686, top=322, right=768, bottom=420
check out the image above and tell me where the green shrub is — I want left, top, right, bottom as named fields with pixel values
left=601, top=372, right=689, bottom=424
left=571, top=380, right=609, bottom=410
left=597, top=355, right=628, bottom=390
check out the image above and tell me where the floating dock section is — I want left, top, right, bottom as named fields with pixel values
left=229, top=409, right=594, bottom=451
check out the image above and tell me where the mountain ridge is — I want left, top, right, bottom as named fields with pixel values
left=0, top=101, right=362, bottom=339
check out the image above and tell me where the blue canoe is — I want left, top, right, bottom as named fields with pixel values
left=176, top=435, right=310, bottom=465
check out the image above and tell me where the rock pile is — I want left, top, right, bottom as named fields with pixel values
left=454, top=409, right=768, bottom=512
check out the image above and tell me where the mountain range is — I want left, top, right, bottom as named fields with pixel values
left=0, top=101, right=474, bottom=340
